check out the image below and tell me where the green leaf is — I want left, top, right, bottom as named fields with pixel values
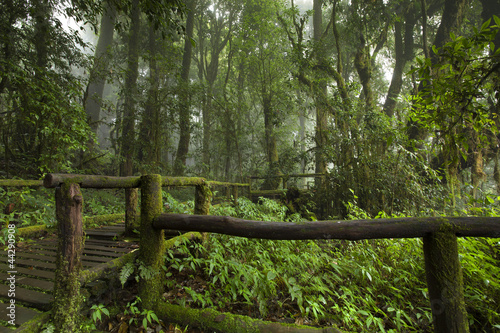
left=493, top=15, right=500, bottom=27
left=481, top=19, right=491, bottom=32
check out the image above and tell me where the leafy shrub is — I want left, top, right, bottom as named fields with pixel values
left=163, top=195, right=500, bottom=332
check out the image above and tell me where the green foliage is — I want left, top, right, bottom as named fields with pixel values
left=163, top=196, right=500, bottom=331
left=0, top=187, right=55, bottom=227
left=0, top=187, right=123, bottom=230
left=82, top=189, right=124, bottom=216
left=123, top=296, right=160, bottom=329
left=40, top=322, right=56, bottom=333
left=90, top=303, right=110, bottom=323
left=120, top=262, right=135, bottom=288
left=410, top=16, right=500, bottom=168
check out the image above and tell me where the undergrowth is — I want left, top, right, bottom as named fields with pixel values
left=162, top=195, right=500, bottom=332
left=0, top=187, right=124, bottom=229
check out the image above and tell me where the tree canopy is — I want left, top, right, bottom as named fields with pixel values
left=0, top=0, right=499, bottom=217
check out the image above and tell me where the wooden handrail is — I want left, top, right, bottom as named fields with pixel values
left=153, top=214, right=500, bottom=240
left=0, top=179, right=43, bottom=186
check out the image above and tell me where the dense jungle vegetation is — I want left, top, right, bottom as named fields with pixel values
left=1, top=0, right=500, bottom=331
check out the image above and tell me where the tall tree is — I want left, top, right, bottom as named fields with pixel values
left=173, top=0, right=196, bottom=176
left=195, top=0, right=235, bottom=175
left=84, top=1, right=116, bottom=135
left=138, top=23, right=161, bottom=171
left=120, top=0, right=141, bottom=177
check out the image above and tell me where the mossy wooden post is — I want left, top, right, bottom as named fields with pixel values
left=138, top=174, right=165, bottom=310
left=53, top=181, right=84, bottom=332
left=125, top=187, right=139, bottom=235
left=194, top=182, right=211, bottom=241
left=194, top=182, right=211, bottom=215
left=423, top=230, right=469, bottom=333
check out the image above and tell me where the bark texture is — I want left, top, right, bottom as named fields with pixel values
left=53, top=182, right=84, bottom=332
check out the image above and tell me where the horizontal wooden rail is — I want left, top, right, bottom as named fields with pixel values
left=153, top=214, right=500, bottom=240
left=44, top=174, right=208, bottom=189
left=44, top=174, right=141, bottom=188
left=206, top=181, right=249, bottom=187
left=248, top=173, right=324, bottom=179
left=0, top=179, right=43, bottom=186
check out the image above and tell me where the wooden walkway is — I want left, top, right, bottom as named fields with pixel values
left=0, top=223, right=138, bottom=331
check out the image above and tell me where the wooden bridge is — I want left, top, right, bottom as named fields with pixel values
left=0, top=221, right=138, bottom=332
left=1, top=173, right=500, bottom=333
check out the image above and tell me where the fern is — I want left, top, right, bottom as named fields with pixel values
left=120, top=262, right=135, bottom=287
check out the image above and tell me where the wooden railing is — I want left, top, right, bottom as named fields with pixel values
left=4, top=173, right=500, bottom=332
left=247, top=173, right=325, bottom=197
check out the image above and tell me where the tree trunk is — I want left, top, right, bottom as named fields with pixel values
left=138, top=23, right=161, bottom=170
left=53, top=182, right=84, bottom=332
left=263, top=94, right=280, bottom=189
left=84, top=1, right=116, bottom=135
left=313, top=0, right=328, bottom=176
left=173, top=0, right=195, bottom=176
left=383, top=7, right=416, bottom=117
left=354, top=34, right=373, bottom=110
left=120, top=0, right=141, bottom=177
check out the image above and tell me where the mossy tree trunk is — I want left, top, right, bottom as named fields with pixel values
left=138, top=174, right=165, bottom=310
left=423, top=231, right=469, bottom=333
left=53, top=181, right=84, bottom=332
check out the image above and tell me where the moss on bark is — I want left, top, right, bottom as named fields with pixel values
left=13, top=312, right=50, bottom=333
left=0, top=179, right=43, bottom=187
left=138, top=174, right=165, bottom=309
left=84, top=213, right=125, bottom=227
left=52, top=181, right=85, bottom=332
left=423, top=229, right=469, bottom=333
left=125, top=188, right=139, bottom=235
left=157, top=302, right=343, bottom=333
left=194, top=183, right=211, bottom=215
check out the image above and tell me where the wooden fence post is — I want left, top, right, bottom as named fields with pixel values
left=194, top=182, right=211, bottom=215
left=53, top=181, right=84, bottom=332
left=138, top=174, right=165, bottom=309
left=423, top=231, right=469, bottom=333
left=125, top=187, right=139, bottom=235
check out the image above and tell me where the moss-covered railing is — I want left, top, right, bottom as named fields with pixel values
left=152, top=214, right=500, bottom=332
left=37, top=173, right=254, bottom=331
left=9, top=174, right=499, bottom=332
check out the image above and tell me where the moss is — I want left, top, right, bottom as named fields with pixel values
left=156, top=302, right=343, bottom=333
left=13, top=312, right=51, bottom=333
left=423, top=230, right=469, bottom=332
left=52, top=180, right=85, bottom=332
left=162, top=176, right=206, bottom=187
left=125, top=188, right=139, bottom=234
left=0, top=179, right=43, bottom=187
left=194, top=184, right=211, bottom=215
left=44, top=174, right=141, bottom=188
left=16, top=225, right=50, bottom=239
left=138, top=175, right=165, bottom=309
left=164, top=232, right=202, bottom=249
left=80, top=249, right=138, bottom=284
left=84, top=213, right=125, bottom=227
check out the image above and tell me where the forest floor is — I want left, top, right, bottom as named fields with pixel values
left=91, top=279, right=208, bottom=333
left=91, top=266, right=307, bottom=333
